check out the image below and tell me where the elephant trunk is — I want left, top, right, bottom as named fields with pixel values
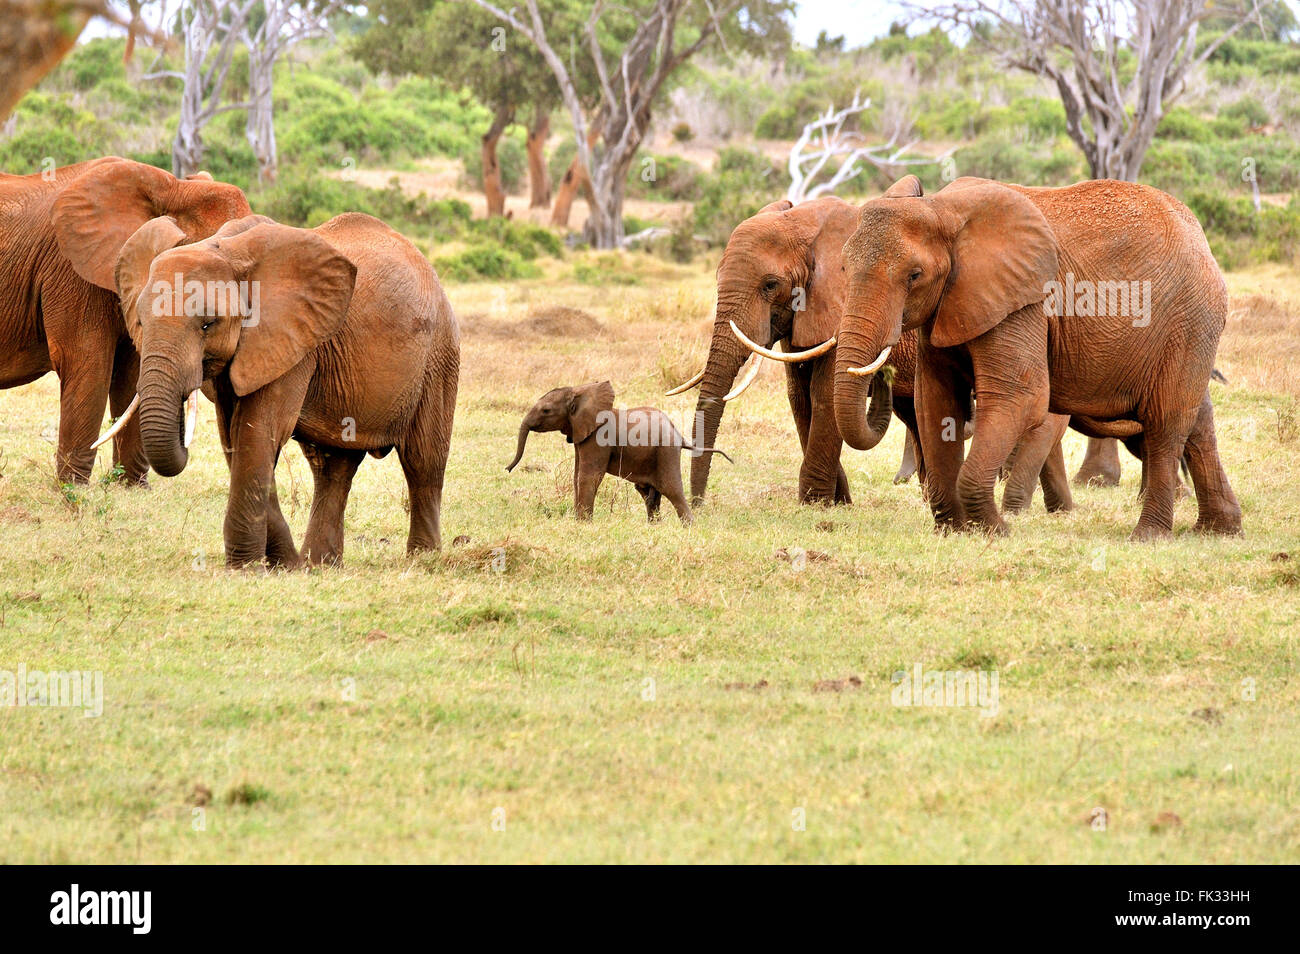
left=137, top=369, right=189, bottom=477
left=506, top=422, right=532, bottom=472
left=833, top=322, right=894, bottom=452
left=690, top=316, right=749, bottom=505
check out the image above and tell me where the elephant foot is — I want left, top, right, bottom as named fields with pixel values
left=1001, top=495, right=1031, bottom=515
left=1074, top=466, right=1121, bottom=488
left=1193, top=513, right=1243, bottom=535
left=1129, top=522, right=1173, bottom=542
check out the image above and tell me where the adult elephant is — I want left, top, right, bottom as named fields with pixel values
left=0, top=157, right=250, bottom=484
left=669, top=181, right=1072, bottom=515
left=836, top=176, right=1240, bottom=540
left=104, top=212, right=460, bottom=567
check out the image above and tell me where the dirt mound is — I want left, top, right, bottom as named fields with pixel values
left=525, top=305, right=603, bottom=337
left=457, top=306, right=604, bottom=339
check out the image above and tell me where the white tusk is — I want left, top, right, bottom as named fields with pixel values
left=723, top=354, right=763, bottom=401
left=183, top=389, right=200, bottom=449
left=665, top=367, right=706, bottom=396
left=847, top=345, right=892, bottom=377
left=729, top=321, right=835, bottom=363
left=89, top=394, right=139, bottom=450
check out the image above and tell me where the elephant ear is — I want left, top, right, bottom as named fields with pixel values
left=216, top=222, right=358, bottom=397
left=929, top=182, right=1059, bottom=349
left=214, top=214, right=276, bottom=241
left=757, top=198, right=794, bottom=215
left=791, top=197, right=859, bottom=348
left=882, top=174, right=924, bottom=198
left=568, top=380, right=616, bottom=444
left=52, top=158, right=251, bottom=291
left=114, top=216, right=187, bottom=349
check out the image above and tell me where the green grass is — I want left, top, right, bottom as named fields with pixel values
left=0, top=262, right=1297, bottom=863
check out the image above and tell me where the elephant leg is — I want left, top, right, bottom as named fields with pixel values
left=53, top=342, right=113, bottom=485
left=1037, top=418, right=1074, bottom=513
left=789, top=360, right=841, bottom=504
left=914, top=344, right=968, bottom=531
left=43, top=289, right=117, bottom=485
left=1002, top=412, right=1071, bottom=513
left=960, top=333, right=1050, bottom=533
left=1130, top=408, right=1198, bottom=541
left=397, top=364, right=457, bottom=554
left=574, top=455, right=603, bottom=520
left=1183, top=391, right=1242, bottom=535
left=661, top=480, right=693, bottom=524
left=895, top=431, right=918, bottom=484
left=892, top=394, right=924, bottom=489
left=1121, top=434, right=1148, bottom=496
left=300, top=443, right=365, bottom=565
left=1074, top=437, right=1122, bottom=487
left=223, top=362, right=311, bottom=568
left=636, top=484, right=661, bottom=522
left=108, top=338, right=148, bottom=486
left=801, top=404, right=849, bottom=505
left=264, top=463, right=299, bottom=568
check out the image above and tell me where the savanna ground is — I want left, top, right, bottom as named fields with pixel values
left=1, top=252, right=1298, bottom=864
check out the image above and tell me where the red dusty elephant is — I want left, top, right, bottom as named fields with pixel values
left=669, top=178, right=1072, bottom=515
left=0, top=157, right=249, bottom=485
left=836, top=176, right=1241, bottom=540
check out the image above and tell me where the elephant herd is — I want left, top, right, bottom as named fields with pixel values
left=674, top=174, right=1242, bottom=542
left=0, top=157, right=1241, bottom=568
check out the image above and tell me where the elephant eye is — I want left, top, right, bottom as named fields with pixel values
left=908, top=269, right=922, bottom=285
left=201, top=321, right=215, bottom=333
left=761, top=278, right=780, bottom=294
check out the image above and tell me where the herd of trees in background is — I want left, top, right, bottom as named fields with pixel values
left=3, top=0, right=1299, bottom=253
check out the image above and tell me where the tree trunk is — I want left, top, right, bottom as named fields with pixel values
left=526, top=108, right=551, bottom=208
left=551, top=117, right=602, bottom=228
left=551, top=156, right=584, bottom=226
left=584, top=165, right=629, bottom=249
left=481, top=107, right=512, bottom=218
left=246, top=50, right=277, bottom=184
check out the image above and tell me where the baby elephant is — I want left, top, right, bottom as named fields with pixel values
left=506, top=381, right=731, bottom=523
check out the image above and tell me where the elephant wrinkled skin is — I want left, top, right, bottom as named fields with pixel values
left=0, top=157, right=250, bottom=485
left=838, top=176, right=1241, bottom=540
left=113, top=212, right=460, bottom=567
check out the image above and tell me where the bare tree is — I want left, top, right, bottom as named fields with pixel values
left=786, top=93, right=940, bottom=202
left=243, top=1, right=341, bottom=184
left=910, top=0, right=1271, bottom=181
left=473, top=0, right=745, bottom=248
left=146, top=0, right=256, bottom=177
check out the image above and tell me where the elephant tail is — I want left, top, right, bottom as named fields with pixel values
left=1069, top=416, right=1143, bottom=440
left=1211, top=368, right=1229, bottom=385
left=684, top=444, right=734, bottom=465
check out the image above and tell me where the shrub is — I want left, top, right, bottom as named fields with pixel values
left=692, top=148, right=789, bottom=246
left=435, top=246, right=540, bottom=281
left=626, top=153, right=702, bottom=201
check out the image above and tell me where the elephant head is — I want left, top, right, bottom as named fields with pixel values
left=51, top=157, right=251, bottom=293
left=835, top=177, right=1059, bottom=449
left=506, top=381, right=615, bottom=471
left=106, top=214, right=357, bottom=476
left=669, top=195, right=885, bottom=504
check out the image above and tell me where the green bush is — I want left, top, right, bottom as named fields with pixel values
left=626, top=153, right=702, bottom=201
left=435, top=246, right=540, bottom=281
left=692, top=148, right=789, bottom=246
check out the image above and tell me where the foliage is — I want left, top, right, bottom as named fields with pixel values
left=692, top=148, right=790, bottom=245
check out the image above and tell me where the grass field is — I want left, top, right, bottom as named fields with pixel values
left=1, top=253, right=1297, bottom=863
